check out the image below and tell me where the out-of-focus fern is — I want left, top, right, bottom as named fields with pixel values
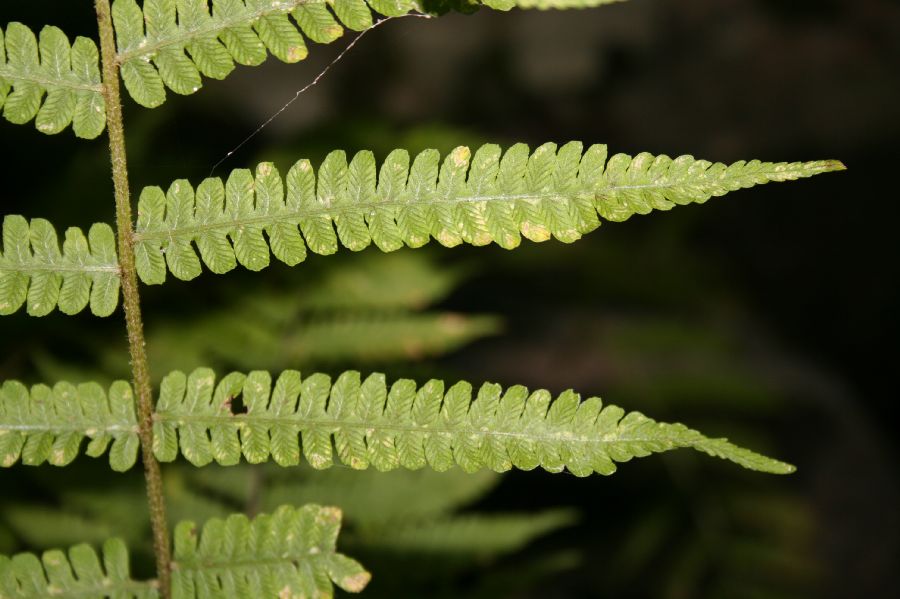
left=367, top=511, right=576, bottom=556
left=82, top=253, right=499, bottom=381
left=0, top=23, right=105, bottom=138
left=131, top=145, right=843, bottom=284
left=256, top=466, right=500, bottom=528
left=136, top=310, right=499, bottom=376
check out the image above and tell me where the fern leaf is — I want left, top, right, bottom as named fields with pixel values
left=0, top=378, right=139, bottom=471
left=133, top=143, right=844, bottom=284
left=110, top=0, right=632, bottom=109
left=0, top=216, right=120, bottom=317
left=0, top=22, right=106, bottom=139
left=152, top=368, right=795, bottom=475
left=0, top=538, right=156, bottom=599
left=170, top=504, right=369, bottom=598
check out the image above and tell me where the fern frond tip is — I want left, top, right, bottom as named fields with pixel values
left=696, top=437, right=796, bottom=475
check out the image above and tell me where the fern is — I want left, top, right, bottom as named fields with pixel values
left=0, top=0, right=843, bottom=594
left=132, top=144, right=844, bottom=284
left=0, top=378, right=139, bottom=471
left=249, top=466, right=501, bottom=527
left=370, top=511, right=575, bottom=556
left=0, top=216, right=120, bottom=317
left=0, top=505, right=366, bottom=599
left=0, top=538, right=156, bottom=599
left=110, top=0, right=624, bottom=109
left=170, top=504, right=369, bottom=598
left=0, top=23, right=106, bottom=139
left=151, top=368, right=795, bottom=474
left=139, top=310, right=499, bottom=374
left=0, top=368, right=792, bottom=475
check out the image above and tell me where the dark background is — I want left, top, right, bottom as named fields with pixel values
left=1, top=0, right=898, bottom=597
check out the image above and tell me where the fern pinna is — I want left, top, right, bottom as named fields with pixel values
left=0, top=144, right=842, bottom=316
left=0, top=0, right=844, bottom=598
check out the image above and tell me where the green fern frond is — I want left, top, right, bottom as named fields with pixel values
left=0, top=216, right=120, bottom=317
left=0, top=538, right=157, bottom=599
left=132, top=143, right=844, bottom=285
left=0, top=378, right=139, bottom=471
left=170, top=504, right=369, bottom=598
left=152, top=368, right=796, bottom=475
left=111, top=0, right=411, bottom=108
left=0, top=22, right=106, bottom=138
left=111, top=0, right=625, bottom=109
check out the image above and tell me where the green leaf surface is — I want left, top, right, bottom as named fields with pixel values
left=132, top=143, right=845, bottom=285
left=0, top=378, right=139, bottom=471
left=0, top=216, right=120, bottom=317
left=0, top=22, right=105, bottom=138
left=110, top=0, right=629, bottom=109
left=171, top=504, right=369, bottom=598
left=152, top=368, right=796, bottom=475
left=0, top=538, right=156, bottom=599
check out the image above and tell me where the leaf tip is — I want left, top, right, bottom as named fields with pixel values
left=341, top=570, right=372, bottom=593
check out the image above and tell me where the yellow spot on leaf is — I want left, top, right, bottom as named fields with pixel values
left=286, top=45, right=308, bottom=63
left=341, top=571, right=372, bottom=593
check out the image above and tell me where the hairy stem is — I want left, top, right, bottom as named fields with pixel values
left=94, top=1, right=172, bottom=595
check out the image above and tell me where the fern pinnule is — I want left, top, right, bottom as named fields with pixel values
left=0, top=22, right=105, bottom=138
left=133, top=142, right=844, bottom=285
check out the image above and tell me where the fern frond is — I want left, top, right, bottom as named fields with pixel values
left=170, top=504, right=369, bottom=598
left=0, top=378, right=139, bottom=471
left=110, top=0, right=406, bottom=109
left=152, top=368, right=795, bottom=475
left=111, top=0, right=624, bottom=109
left=0, top=538, right=157, bottom=599
left=0, top=216, right=120, bottom=317
left=0, top=23, right=105, bottom=139
left=132, top=143, right=844, bottom=284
